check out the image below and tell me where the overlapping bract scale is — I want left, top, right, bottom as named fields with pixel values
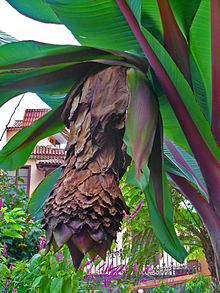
left=42, top=67, right=130, bottom=268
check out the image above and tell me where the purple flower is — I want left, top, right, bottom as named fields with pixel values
left=133, top=260, right=138, bottom=275
left=114, top=283, right=121, bottom=292
left=10, top=263, right=13, bottom=275
left=99, top=263, right=106, bottom=271
left=39, top=239, right=44, bottom=253
left=106, top=261, right=113, bottom=273
left=12, top=288, right=17, bottom=293
left=142, top=263, right=153, bottom=274
left=113, top=264, right=125, bottom=275
left=64, top=257, right=69, bottom=269
left=103, top=264, right=109, bottom=273
left=129, top=199, right=144, bottom=219
left=56, top=251, right=63, bottom=263
left=2, top=242, right=7, bottom=257
left=0, top=198, right=2, bottom=209
left=124, top=199, right=144, bottom=228
left=1, top=212, right=5, bottom=222
left=104, top=277, right=108, bottom=288
left=109, top=264, right=123, bottom=275
left=85, top=259, right=91, bottom=266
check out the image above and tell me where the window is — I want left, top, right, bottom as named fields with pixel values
left=7, top=166, right=30, bottom=195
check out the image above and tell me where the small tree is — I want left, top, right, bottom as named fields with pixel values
left=171, top=187, right=217, bottom=285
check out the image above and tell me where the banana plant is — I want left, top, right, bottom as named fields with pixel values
left=0, top=0, right=220, bottom=287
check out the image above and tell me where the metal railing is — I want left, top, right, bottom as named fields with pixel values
left=87, top=247, right=201, bottom=281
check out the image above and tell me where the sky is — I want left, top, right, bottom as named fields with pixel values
left=0, top=0, right=79, bottom=148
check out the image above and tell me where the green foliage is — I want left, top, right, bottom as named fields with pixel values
left=0, top=244, right=152, bottom=292
left=151, top=282, right=178, bottom=293
left=121, top=174, right=163, bottom=271
left=0, top=247, right=80, bottom=293
left=124, top=161, right=187, bottom=262
left=0, top=172, right=42, bottom=263
left=171, top=186, right=210, bottom=261
left=150, top=275, right=212, bottom=293
left=183, top=274, right=212, bottom=293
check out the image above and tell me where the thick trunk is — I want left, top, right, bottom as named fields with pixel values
left=42, top=66, right=131, bottom=268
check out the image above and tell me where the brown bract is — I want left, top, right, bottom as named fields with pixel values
left=42, top=66, right=131, bottom=269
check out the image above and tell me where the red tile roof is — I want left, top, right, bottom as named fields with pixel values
left=7, top=109, right=68, bottom=166
left=30, top=146, right=66, bottom=160
left=8, top=109, right=50, bottom=130
left=36, top=159, right=64, bottom=167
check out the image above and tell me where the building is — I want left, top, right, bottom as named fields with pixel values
left=6, top=109, right=68, bottom=195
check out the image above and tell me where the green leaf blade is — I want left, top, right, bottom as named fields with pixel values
left=27, top=167, right=62, bottom=219
left=127, top=119, right=187, bottom=263
left=6, top=0, right=61, bottom=24
left=0, top=41, right=147, bottom=108
left=45, top=0, right=140, bottom=51
left=147, top=118, right=187, bottom=262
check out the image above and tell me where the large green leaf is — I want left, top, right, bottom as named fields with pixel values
left=0, top=41, right=147, bottom=108
left=6, top=0, right=61, bottom=24
left=45, top=0, right=140, bottom=51
left=168, top=0, right=201, bottom=38
left=189, top=0, right=211, bottom=123
left=142, top=0, right=201, bottom=43
left=126, top=119, right=187, bottom=262
left=5, top=1, right=200, bottom=53
left=0, top=106, right=64, bottom=170
left=141, top=0, right=163, bottom=42
left=147, top=118, right=187, bottom=262
left=158, top=93, right=192, bottom=156
left=164, top=138, right=207, bottom=197
left=40, top=0, right=200, bottom=52
left=27, top=167, right=62, bottom=220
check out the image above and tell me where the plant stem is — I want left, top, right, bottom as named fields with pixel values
left=157, top=0, right=191, bottom=85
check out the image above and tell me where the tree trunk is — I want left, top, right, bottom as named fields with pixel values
left=42, top=66, right=131, bottom=268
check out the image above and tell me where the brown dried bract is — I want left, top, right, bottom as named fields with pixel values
left=42, top=66, right=131, bottom=269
